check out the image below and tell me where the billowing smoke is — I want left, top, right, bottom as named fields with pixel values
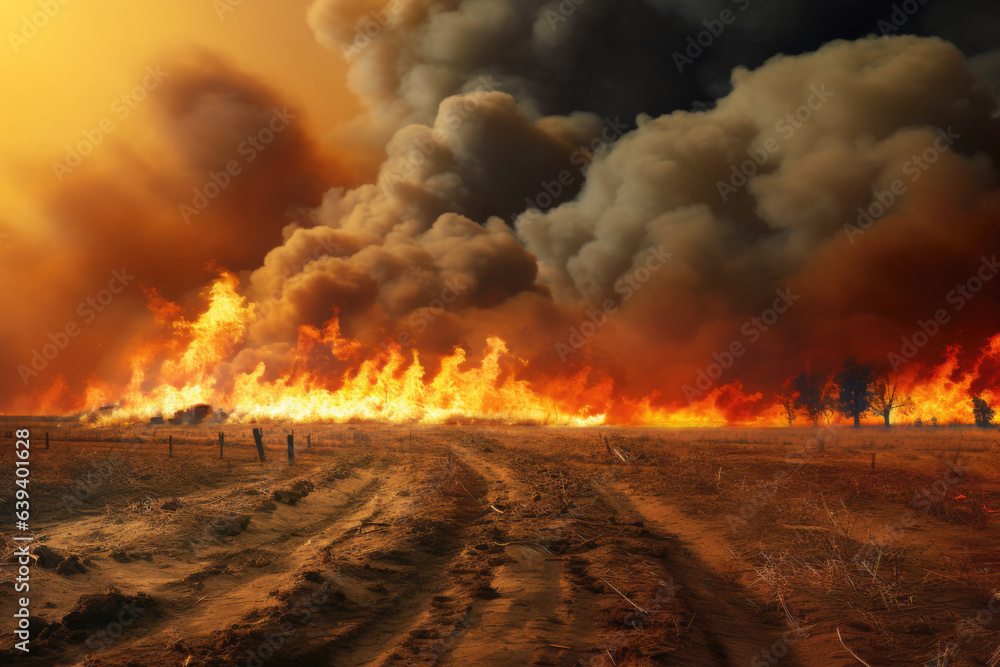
left=224, top=33, right=1000, bottom=417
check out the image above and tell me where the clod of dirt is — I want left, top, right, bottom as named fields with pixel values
left=32, top=545, right=65, bottom=569
left=254, top=499, right=278, bottom=512
left=222, top=514, right=251, bottom=536
left=21, top=616, right=57, bottom=642
left=300, top=570, right=325, bottom=584
left=62, top=589, right=154, bottom=631
left=269, top=480, right=315, bottom=505
left=66, top=629, right=88, bottom=643
left=472, top=584, right=501, bottom=600
left=160, top=498, right=182, bottom=512
left=55, top=555, right=88, bottom=576
left=111, top=551, right=132, bottom=563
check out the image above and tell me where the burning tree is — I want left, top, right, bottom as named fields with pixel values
left=870, top=375, right=914, bottom=428
left=792, top=371, right=828, bottom=426
left=972, top=396, right=995, bottom=427
left=776, top=383, right=798, bottom=426
left=835, top=356, right=876, bottom=427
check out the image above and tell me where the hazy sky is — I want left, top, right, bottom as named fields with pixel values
left=0, top=0, right=357, bottom=224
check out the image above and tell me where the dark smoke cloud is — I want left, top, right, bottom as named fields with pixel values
left=309, top=0, right=1000, bottom=144
left=230, top=33, right=1000, bottom=416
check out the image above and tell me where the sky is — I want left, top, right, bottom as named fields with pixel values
left=0, top=0, right=358, bottom=223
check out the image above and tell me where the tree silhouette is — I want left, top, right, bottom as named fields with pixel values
left=792, top=371, right=827, bottom=426
left=972, top=396, right=995, bottom=427
left=776, top=382, right=798, bottom=426
left=871, top=375, right=914, bottom=428
left=835, top=356, right=876, bottom=427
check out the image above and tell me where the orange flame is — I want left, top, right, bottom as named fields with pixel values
left=91, top=273, right=1000, bottom=427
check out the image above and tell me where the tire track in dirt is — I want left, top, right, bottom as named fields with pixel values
left=444, top=445, right=704, bottom=667
left=441, top=445, right=581, bottom=667
left=591, top=478, right=806, bottom=666
left=157, top=469, right=387, bottom=642
left=306, top=451, right=494, bottom=667
left=49, top=459, right=389, bottom=666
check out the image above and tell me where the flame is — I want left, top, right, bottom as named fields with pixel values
left=99, top=273, right=606, bottom=426
left=889, top=336, right=1000, bottom=425
left=85, top=273, right=1000, bottom=427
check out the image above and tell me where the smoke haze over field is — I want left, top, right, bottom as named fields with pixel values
left=5, top=1, right=1000, bottom=422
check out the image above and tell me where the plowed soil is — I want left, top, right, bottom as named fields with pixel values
left=1, top=423, right=998, bottom=666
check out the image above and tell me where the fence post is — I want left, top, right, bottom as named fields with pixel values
left=306, top=434, right=310, bottom=448
left=169, top=434, right=172, bottom=457
left=253, top=428, right=266, bottom=463
left=45, top=432, right=50, bottom=450
left=287, top=434, right=295, bottom=466
left=219, top=431, right=224, bottom=460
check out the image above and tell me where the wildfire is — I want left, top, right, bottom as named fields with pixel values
left=89, top=273, right=1000, bottom=428
left=97, top=273, right=608, bottom=426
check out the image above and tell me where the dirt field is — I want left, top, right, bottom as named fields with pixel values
left=1, top=422, right=999, bottom=666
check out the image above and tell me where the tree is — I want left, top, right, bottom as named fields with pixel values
left=972, top=396, right=995, bottom=427
left=792, top=371, right=828, bottom=426
left=871, top=375, right=914, bottom=428
left=776, top=383, right=798, bottom=426
left=835, top=356, right=876, bottom=427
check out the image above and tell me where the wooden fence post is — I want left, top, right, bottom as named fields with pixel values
left=168, top=434, right=172, bottom=457
left=252, top=428, right=266, bottom=463
left=219, top=431, right=224, bottom=460
left=287, top=434, right=295, bottom=466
